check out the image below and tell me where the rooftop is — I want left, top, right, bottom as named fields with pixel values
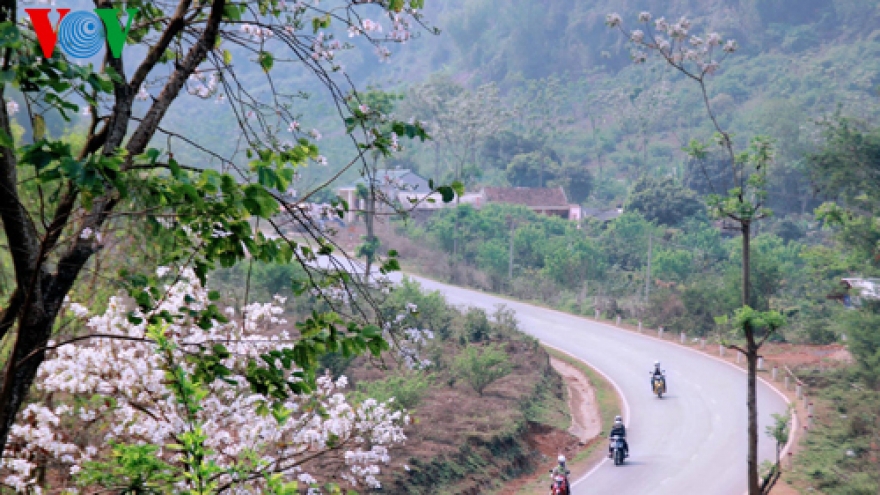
left=481, top=186, right=569, bottom=208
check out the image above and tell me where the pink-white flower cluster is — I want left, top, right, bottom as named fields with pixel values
left=1, top=269, right=409, bottom=493
left=310, top=32, right=342, bottom=62
left=241, top=23, right=275, bottom=42
left=187, top=68, right=221, bottom=99
left=5, top=99, right=19, bottom=116
left=607, top=11, right=738, bottom=77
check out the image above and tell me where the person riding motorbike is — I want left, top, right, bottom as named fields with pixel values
left=608, top=416, right=629, bottom=458
left=549, top=455, right=570, bottom=494
left=650, top=360, right=666, bottom=393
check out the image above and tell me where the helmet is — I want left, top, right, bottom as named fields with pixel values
left=558, top=455, right=566, bottom=464
left=614, top=415, right=623, bottom=424
left=654, top=360, right=660, bottom=367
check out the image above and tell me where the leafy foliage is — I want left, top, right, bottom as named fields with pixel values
left=453, top=344, right=513, bottom=397
left=625, top=176, right=705, bottom=227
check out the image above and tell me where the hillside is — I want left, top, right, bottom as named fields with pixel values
left=103, top=0, right=880, bottom=206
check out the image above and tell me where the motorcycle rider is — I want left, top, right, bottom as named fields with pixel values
left=550, top=455, right=570, bottom=494
left=608, top=415, right=629, bottom=458
left=650, top=360, right=666, bottom=393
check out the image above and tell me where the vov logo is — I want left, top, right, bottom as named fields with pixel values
left=25, top=8, right=137, bottom=59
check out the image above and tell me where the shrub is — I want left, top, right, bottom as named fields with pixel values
left=354, top=371, right=433, bottom=411
left=453, top=344, right=512, bottom=396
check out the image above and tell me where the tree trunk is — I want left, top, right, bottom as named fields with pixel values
left=742, top=221, right=750, bottom=307
left=742, top=220, right=760, bottom=495
left=747, top=336, right=760, bottom=495
left=0, top=0, right=227, bottom=456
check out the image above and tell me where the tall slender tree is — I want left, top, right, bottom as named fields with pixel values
left=608, top=12, right=784, bottom=494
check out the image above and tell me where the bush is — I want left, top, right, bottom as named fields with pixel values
left=453, top=344, right=512, bottom=396
left=843, top=302, right=880, bottom=386
left=461, top=307, right=493, bottom=343
left=354, top=371, right=433, bottom=411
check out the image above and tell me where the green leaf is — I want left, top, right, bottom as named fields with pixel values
left=451, top=180, right=465, bottom=197
left=436, top=186, right=455, bottom=203
left=33, top=115, right=46, bottom=141
left=258, top=51, right=274, bottom=72
left=223, top=3, right=243, bottom=21
left=223, top=49, right=233, bottom=66
left=0, top=129, right=12, bottom=148
left=0, top=22, right=21, bottom=48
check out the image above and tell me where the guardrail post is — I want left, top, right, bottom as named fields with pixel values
left=594, top=309, right=600, bottom=319
left=638, top=321, right=642, bottom=333
left=719, top=345, right=725, bottom=357
left=700, top=339, right=706, bottom=350
left=784, top=376, right=790, bottom=390
left=616, top=315, right=621, bottom=326
left=758, top=357, right=764, bottom=371
left=736, top=352, right=742, bottom=364
left=658, top=327, right=664, bottom=338
left=772, top=367, right=778, bottom=381
left=680, top=332, right=686, bottom=344
left=808, top=402, right=814, bottom=415
left=796, top=384, right=803, bottom=399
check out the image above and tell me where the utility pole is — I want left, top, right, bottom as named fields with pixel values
left=507, top=215, right=515, bottom=280
left=645, top=232, right=653, bottom=303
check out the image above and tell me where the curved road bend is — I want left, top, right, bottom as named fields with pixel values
left=392, top=274, right=789, bottom=495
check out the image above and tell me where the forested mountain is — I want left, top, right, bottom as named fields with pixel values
left=377, top=0, right=880, bottom=212
left=39, top=0, right=876, bottom=206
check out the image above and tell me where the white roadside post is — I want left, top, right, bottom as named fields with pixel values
left=680, top=332, right=686, bottom=344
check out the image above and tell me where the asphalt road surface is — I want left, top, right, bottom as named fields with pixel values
left=393, top=274, right=790, bottom=495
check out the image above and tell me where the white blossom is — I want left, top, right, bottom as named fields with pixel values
left=5, top=99, right=19, bottom=116
left=706, top=32, right=722, bottom=46
left=1, top=269, right=409, bottom=491
left=638, top=11, right=652, bottom=23
left=723, top=39, right=738, bottom=53
left=654, top=17, right=668, bottom=32
left=605, top=13, right=622, bottom=28
left=630, top=30, right=644, bottom=43
left=361, top=19, right=382, bottom=33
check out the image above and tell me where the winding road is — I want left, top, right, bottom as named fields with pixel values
left=392, top=273, right=791, bottom=495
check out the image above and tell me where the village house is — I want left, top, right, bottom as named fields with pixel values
left=337, top=168, right=430, bottom=222
left=480, top=186, right=581, bottom=220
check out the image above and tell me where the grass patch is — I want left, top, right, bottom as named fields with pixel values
left=522, top=372, right=571, bottom=432
left=788, top=367, right=880, bottom=494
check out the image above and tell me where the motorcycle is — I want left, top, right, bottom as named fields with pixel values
left=610, top=435, right=626, bottom=466
left=652, top=375, right=666, bottom=398
left=548, top=470, right=570, bottom=495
